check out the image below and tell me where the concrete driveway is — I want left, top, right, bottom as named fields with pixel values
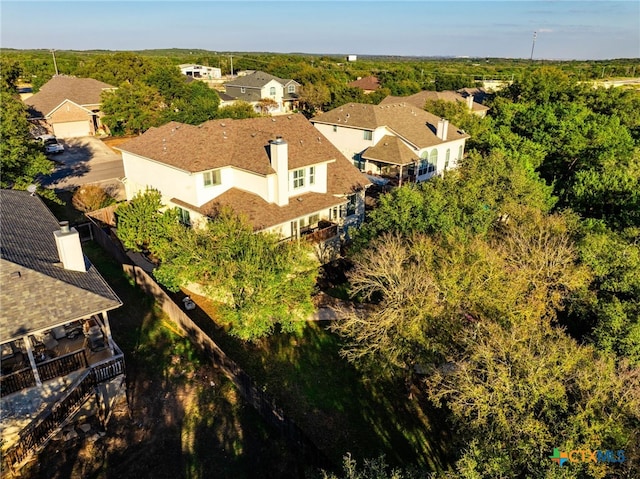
left=41, top=137, right=125, bottom=198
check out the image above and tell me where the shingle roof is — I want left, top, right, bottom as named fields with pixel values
left=224, top=71, right=299, bottom=89
left=118, top=114, right=372, bottom=178
left=361, top=135, right=419, bottom=166
left=347, top=76, right=381, bottom=91
left=311, top=102, right=469, bottom=148
left=0, top=190, right=122, bottom=342
left=380, top=90, right=489, bottom=113
left=24, top=75, right=115, bottom=119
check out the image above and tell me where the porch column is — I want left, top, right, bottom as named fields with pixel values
left=398, top=165, right=403, bottom=187
left=101, top=311, right=115, bottom=355
left=22, top=335, right=42, bottom=387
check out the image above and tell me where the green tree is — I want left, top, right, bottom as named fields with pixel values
left=101, top=81, right=164, bottom=135
left=115, top=188, right=171, bottom=250
left=0, top=90, right=53, bottom=196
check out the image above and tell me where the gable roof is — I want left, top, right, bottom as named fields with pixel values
left=380, top=90, right=490, bottom=114
left=24, top=75, right=115, bottom=119
left=224, top=71, right=299, bottom=89
left=0, top=190, right=122, bottom=342
left=118, top=114, right=371, bottom=178
left=311, top=102, right=469, bottom=148
left=361, top=135, right=419, bottom=166
left=347, top=76, right=381, bottom=91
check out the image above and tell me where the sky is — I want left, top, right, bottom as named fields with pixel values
left=1, top=1, right=639, bottom=60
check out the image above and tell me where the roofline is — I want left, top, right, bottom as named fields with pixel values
left=47, top=98, right=94, bottom=117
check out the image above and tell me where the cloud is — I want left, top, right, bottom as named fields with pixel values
left=538, top=28, right=553, bottom=33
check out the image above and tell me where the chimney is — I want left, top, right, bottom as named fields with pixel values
left=54, top=221, right=87, bottom=272
left=269, top=136, right=289, bottom=206
left=466, top=94, right=474, bottom=111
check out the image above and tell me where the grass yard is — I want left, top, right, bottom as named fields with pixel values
left=181, top=290, right=453, bottom=473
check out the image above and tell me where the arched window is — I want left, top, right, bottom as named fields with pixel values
left=429, top=149, right=438, bottom=173
left=270, top=86, right=276, bottom=96
left=458, top=145, right=464, bottom=161
left=418, top=151, right=429, bottom=176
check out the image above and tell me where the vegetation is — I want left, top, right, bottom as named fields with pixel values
left=116, top=190, right=318, bottom=340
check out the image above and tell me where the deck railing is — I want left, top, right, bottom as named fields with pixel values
left=0, top=367, right=36, bottom=397
left=37, top=350, right=88, bottom=383
left=303, top=223, right=339, bottom=243
left=4, top=354, right=125, bottom=472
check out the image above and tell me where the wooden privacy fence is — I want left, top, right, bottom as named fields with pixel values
left=88, top=221, right=329, bottom=468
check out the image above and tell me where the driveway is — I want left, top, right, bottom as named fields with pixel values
left=41, top=137, right=125, bottom=198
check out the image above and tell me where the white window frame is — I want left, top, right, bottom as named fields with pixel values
left=309, top=166, right=315, bottom=185
left=203, top=169, right=221, bottom=187
left=288, top=84, right=295, bottom=93
left=269, top=86, right=276, bottom=96
left=293, top=168, right=305, bottom=189
left=363, top=130, right=373, bottom=141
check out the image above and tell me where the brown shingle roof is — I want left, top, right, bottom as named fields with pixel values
left=312, top=102, right=469, bottom=148
left=0, top=190, right=122, bottom=342
left=347, top=76, right=381, bottom=91
left=361, top=135, right=419, bottom=166
left=24, top=75, right=115, bottom=118
left=118, top=114, right=372, bottom=179
left=380, top=90, right=489, bottom=113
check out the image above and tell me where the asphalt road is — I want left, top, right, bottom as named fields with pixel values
left=41, top=137, right=125, bottom=195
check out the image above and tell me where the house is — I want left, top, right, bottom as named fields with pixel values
left=0, top=190, right=125, bottom=473
left=347, top=76, right=381, bottom=94
left=24, top=75, right=116, bottom=138
left=117, top=114, right=370, bottom=244
left=310, top=102, right=470, bottom=185
left=380, top=90, right=490, bottom=117
left=179, top=64, right=222, bottom=79
left=347, top=55, right=357, bottom=62
left=223, top=71, right=301, bottom=114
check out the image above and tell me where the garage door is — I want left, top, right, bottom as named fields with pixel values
left=53, top=121, right=91, bottom=138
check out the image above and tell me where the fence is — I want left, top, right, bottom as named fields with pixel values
left=88, top=221, right=329, bottom=467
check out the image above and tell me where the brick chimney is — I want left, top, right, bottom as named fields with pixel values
left=54, top=221, right=87, bottom=272
left=269, top=136, right=289, bottom=206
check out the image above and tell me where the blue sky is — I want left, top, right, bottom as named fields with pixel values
left=1, top=1, right=638, bottom=60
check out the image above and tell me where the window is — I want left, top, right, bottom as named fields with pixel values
left=270, top=86, right=276, bottom=96
left=445, top=149, right=451, bottom=170
left=346, top=194, right=357, bottom=216
left=418, top=159, right=428, bottom=176
left=309, top=166, right=315, bottom=185
left=458, top=145, right=464, bottom=161
left=178, top=208, right=191, bottom=226
left=240, top=87, right=246, bottom=93
left=288, top=84, right=295, bottom=93
left=203, top=169, right=221, bottom=187
left=293, top=169, right=305, bottom=189
left=353, top=154, right=365, bottom=171
left=308, top=214, right=320, bottom=226
left=429, top=149, right=438, bottom=171
left=363, top=130, right=373, bottom=141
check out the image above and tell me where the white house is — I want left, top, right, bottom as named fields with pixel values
left=117, top=114, right=370, bottom=243
left=179, top=64, right=222, bottom=79
left=310, top=102, right=470, bottom=185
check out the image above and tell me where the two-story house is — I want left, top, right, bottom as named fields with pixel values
left=310, top=102, right=470, bottom=186
left=24, top=75, right=116, bottom=138
left=117, top=114, right=370, bottom=244
left=224, top=71, right=301, bottom=114
left=1, top=190, right=125, bottom=473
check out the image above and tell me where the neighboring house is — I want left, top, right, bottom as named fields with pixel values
left=0, top=190, right=125, bottom=473
left=224, top=71, right=301, bottom=113
left=380, top=90, right=490, bottom=117
left=179, top=64, right=222, bottom=79
left=347, top=76, right=381, bottom=94
left=347, top=55, right=357, bottom=62
left=24, top=75, right=116, bottom=138
left=118, top=114, right=370, bottom=244
left=311, top=102, right=470, bottom=185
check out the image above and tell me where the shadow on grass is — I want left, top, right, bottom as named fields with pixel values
left=182, top=291, right=453, bottom=474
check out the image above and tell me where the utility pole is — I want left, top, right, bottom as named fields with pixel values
left=51, top=49, right=59, bottom=75
left=529, top=31, right=537, bottom=61
left=229, top=55, right=234, bottom=76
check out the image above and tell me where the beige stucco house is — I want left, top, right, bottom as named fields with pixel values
left=118, top=114, right=370, bottom=243
left=24, top=76, right=116, bottom=138
left=311, top=102, right=470, bottom=186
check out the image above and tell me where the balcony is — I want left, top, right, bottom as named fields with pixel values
left=300, top=220, right=339, bottom=244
